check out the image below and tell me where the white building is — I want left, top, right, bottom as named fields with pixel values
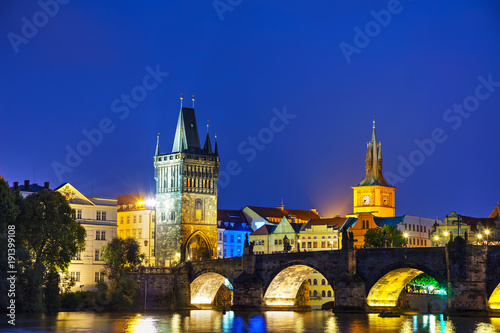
left=55, top=183, right=117, bottom=291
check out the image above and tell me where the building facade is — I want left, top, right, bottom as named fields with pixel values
left=217, top=209, right=253, bottom=258
left=154, top=101, right=220, bottom=267
left=298, top=218, right=344, bottom=251
left=117, top=193, right=156, bottom=265
left=55, top=183, right=117, bottom=291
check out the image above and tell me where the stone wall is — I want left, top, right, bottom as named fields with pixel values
left=398, top=291, right=448, bottom=313
left=133, top=269, right=177, bottom=310
left=213, top=284, right=232, bottom=309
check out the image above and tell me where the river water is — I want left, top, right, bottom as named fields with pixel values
left=2, top=310, right=500, bottom=333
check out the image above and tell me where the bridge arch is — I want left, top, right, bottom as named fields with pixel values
left=263, top=260, right=333, bottom=307
left=365, top=263, right=447, bottom=308
left=190, top=272, right=232, bottom=306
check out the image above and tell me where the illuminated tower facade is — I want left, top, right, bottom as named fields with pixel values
left=352, top=121, right=395, bottom=217
left=154, top=98, right=219, bottom=267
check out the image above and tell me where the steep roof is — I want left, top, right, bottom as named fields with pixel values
left=356, top=121, right=393, bottom=187
left=172, top=107, right=201, bottom=154
left=250, top=224, right=277, bottom=236
left=117, top=193, right=154, bottom=205
left=245, top=205, right=320, bottom=222
left=490, top=204, right=500, bottom=219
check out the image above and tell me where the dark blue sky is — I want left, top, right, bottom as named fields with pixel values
left=1, top=0, right=500, bottom=220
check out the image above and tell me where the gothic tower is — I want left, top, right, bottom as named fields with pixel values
left=352, top=121, right=396, bottom=217
left=154, top=98, right=219, bottom=267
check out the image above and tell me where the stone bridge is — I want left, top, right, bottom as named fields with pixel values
left=136, top=244, right=500, bottom=314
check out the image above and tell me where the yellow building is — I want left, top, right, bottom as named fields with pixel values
left=117, top=193, right=156, bottom=265
left=298, top=218, right=344, bottom=251
left=307, top=271, right=335, bottom=309
left=55, top=183, right=117, bottom=292
left=351, top=121, right=395, bottom=218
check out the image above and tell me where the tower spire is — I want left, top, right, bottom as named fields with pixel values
left=203, top=121, right=213, bottom=154
left=192, top=94, right=195, bottom=108
left=214, top=134, right=219, bottom=156
left=155, top=133, right=160, bottom=156
left=357, top=121, right=391, bottom=187
left=180, top=92, right=183, bottom=108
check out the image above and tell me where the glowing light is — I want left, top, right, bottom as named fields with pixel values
left=367, top=268, right=424, bottom=307
left=145, top=199, right=156, bottom=207
left=486, top=230, right=490, bottom=235
left=434, top=236, right=438, bottom=240
left=191, top=273, right=230, bottom=305
left=264, top=265, right=315, bottom=300
left=444, top=232, right=449, bottom=236
left=254, top=221, right=266, bottom=230
left=264, top=298, right=295, bottom=306
left=127, top=316, right=158, bottom=333
left=478, top=234, right=483, bottom=239
left=138, top=200, right=144, bottom=206
left=404, top=233, right=408, bottom=238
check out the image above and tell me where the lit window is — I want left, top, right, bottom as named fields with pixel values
left=321, top=279, right=326, bottom=285
left=138, top=230, right=142, bottom=238
left=127, top=216, right=130, bottom=224
left=77, top=210, right=82, bottom=219
left=327, top=290, right=332, bottom=297
left=120, top=216, right=123, bottom=224
left=322, top=290, right=326, bottom=297
left=313, top=279, right=317, bottom=285
left=134, top=215, right=137, bottom=223
left=139, top=215, right=142, bottom=223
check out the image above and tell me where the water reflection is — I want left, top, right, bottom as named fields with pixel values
left=5, top=311, right=500, bottom=333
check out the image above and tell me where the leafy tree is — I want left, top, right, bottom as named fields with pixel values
left=16, top=189, right=86, bottom=312
left=383, top=224, right=407, bottom=247
left=0, top=177, right=21, bottom=311
left=364, top=228, right=384, bottom=247
left=363, top=225, right=407, bottom=248
left=101, top=237, right=145, bottom=310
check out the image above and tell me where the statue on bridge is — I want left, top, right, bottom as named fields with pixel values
left=283, top=235, right=292, bottom=253
left=244, top=234, right=255, bottom=255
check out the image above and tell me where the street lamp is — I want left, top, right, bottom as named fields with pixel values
left=478, top=234, right=482, bottom=245
left=404, top=233, right=409, bottom=247
left=434, top=235, right=439, bottom=247
left=485, top=230, right=490, bottom=245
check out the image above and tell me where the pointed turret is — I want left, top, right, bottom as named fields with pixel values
left=172, top=107, right=201, bottom=154
left=203, top=125, right=213, bottom=154
left=214, top=135, right=219, bottom=156
left=155, top=133, right=160, bottom=156
left=357, top=121, right=392, bottom=187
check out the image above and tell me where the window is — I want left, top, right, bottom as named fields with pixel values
left=120, top=216, right=123, bottom=224
left=138, top=230, right=142, bottom=238
left=127, top=216, right=130, bottom=224
left=102, top=211, right=106, bottom=221
left=72, top=252, right=81, bottom=260
left=237, top=236, right=241, bottom=243
left=101, top=231, right=106, bottom=240
left=132, top=229, right=137, bottom=238
left=327, top=290, right=332, bottom=297
left=229, top=234, right=234, bottom=243
left=219, top=232, right=222, bottom=241
left=308, top=242, right=312, bottom=248
left=195, top=199, right=203, bottom=221
left=413, top=224, right=415, bottom=231
left=96, top=211, right=101, bottom=220
left=126, top=229, right=130, bottom=238
left=223, top=248, right=227, bottom=257
left=313, top=242, right=317, bottom=248
left=313, top=279, right=317, bottom=285
left=321, top=279, right=326, bottom=286
left=313, top=290, right=318, bottom=297
left=95, top=249, right=100, bottom=261
left=424, top=226, right=426, bottom=233
left=133, top=215, right=137, bottom=223
left=322, top=290, right=326, bottom=297
left=139, top=215, right=142, bottom=223
left=417, top=239, right=420, bottom=245
left=96, top=231, right=101, bottom=240
left=308, top=279, right=312, bottom=285
left=230, top=249, right=234, bottom=257
left=170, top=211, right=176, bottom=221
left=224, top=234, right=227, bottom=243
left=95, top=272, right=105, bottom=283
left=424, top=240, right=427, bottom=246
left=405, top=223, right=407, bottom=230
left=77, top=210, right=82, bottom=219
left=70, top=271, right=80, bottom=282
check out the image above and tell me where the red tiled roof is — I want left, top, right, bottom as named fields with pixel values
left=117, top=193, right=154, bottom=205
left=489, top=204, right=500, bottom=219
left=246, top=206, right=320, bottom=221
left=302, top=218, right=346, bottom=230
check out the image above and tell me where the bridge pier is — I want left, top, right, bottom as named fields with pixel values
left=447, top=244, right=488, bottom=315
left=333, top=274, right=366, bottom=312
left=232, top=271, right=264, bottom=311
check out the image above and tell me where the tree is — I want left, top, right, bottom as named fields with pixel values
left=0, top=177, right=21, bottom=311
left=101, top=237, right=145, bottom=310
left=16, top=189, right=86, bottom=312
left=363, top=225, right=407, bottom=248
left=364, top=228, right=384, bottom=247
left=383, top=225, right=407, bottom=247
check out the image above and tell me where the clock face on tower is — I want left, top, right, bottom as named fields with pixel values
left=362, top=195, right=371, bottom=205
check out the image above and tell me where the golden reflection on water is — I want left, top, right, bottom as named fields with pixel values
left=324, top=315, right=339, bottom=333
left=125, top=314, right=158, bottom=333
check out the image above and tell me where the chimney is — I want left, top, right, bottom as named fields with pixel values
left=13, top=182, right=18, bottom=190
left=44, top=182, right=50, bottom=189
left=276, top=205, right=284, bottom=210
left=311, top=208, right=318, bottom=215
left=24, top=180, right=29, bottom=189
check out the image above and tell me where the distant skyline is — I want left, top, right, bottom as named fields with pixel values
left=1, top=1, right=500, bottom=220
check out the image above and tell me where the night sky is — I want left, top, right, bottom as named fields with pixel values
left=1, top=1, right=500, bottom=220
